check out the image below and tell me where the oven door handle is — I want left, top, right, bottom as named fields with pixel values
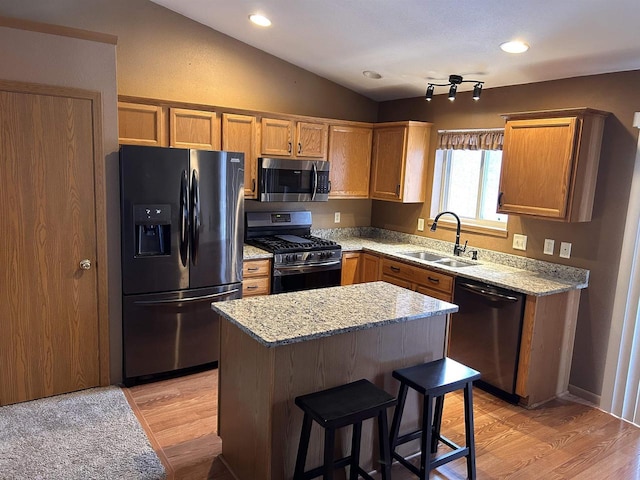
left=275, top=260, right=341, bottom=274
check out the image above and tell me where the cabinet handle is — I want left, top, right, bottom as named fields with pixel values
left=427, top=276, right=440, bottom=284
left=247, top=267, right=259, bottom=272
left=498, top=191, right=504, bottom=208
left=395, top=184, right=400, bottom=197
left=390, top=266, right=401, bottom=272
left=288, top=142, right=292, bottom=154
left=251, top=179, right=256, bottom=192
left=246, top=285, right=258, bottom=290
left=298, top=142, right=302, bottom=155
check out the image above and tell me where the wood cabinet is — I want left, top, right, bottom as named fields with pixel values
left=261, top=117, right=328, bottom=158
left=498, top=108, right=608, bottom=222
left=341, top=252, right=361, bottom=285
left=222, top=113, right=259, bottom=199
left=361, top=253, right=381, bottom=283
left=118, top=101, right=166, bottom=146
left=242, top=259, right=271, bottom=297
left=370, top=121, right=431, bottom=203
left=169, top=108, right=220, bottom=150
left=328, top=123, right=373, bottom=198
left=380, top=257, right=453, bottom=302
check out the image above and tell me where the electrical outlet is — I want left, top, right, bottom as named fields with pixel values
left=334, top=212, right=341, bottom=223
left=417, top=218, right=425, bottom=231
left=544, top=239, right=555, bottom=255
left=512, top=234, right=527, bottom=251
left=560, top=242, right=572, bottom=259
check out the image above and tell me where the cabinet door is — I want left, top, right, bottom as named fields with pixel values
left=380, top=273, right=412, bottom=290
left=498, top=117, right=577, bottom=219
left=222, top=113, right=259, bottom=198
left=415, top=285, right=452, bottom=303
left=360, top=253, right=380, bottom=283
left=370, top=126, right=406, bottom=200
left=296, top=121, right=328, bottom=158
left=341, top=252, right=361, bottom=285
left=261, top=117, right=293, bottom=156
left=118, top=102, right=166, bottom=146
left=169, top=108, right=220, bottom=150
left=328, top=125, right=372, bottom=198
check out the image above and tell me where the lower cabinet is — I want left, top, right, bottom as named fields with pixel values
left=341, top=252, right=381, bottom=285
left=242, top=259, right=271, bottom=297
left=380, top=257, right=454, bottom=302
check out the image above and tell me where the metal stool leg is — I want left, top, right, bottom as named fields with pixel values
left=463, top=382, right=477, bottom=480
left=295, top=413, right=313, bottom=479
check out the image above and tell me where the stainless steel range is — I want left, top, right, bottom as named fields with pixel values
left=245, top=211, right=342, bottom=294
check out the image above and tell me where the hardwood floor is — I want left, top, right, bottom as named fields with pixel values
left=125, top=368, right=640, bottom=480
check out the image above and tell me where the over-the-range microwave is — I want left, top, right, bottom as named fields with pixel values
left=257, top=157, right=330, bottom=202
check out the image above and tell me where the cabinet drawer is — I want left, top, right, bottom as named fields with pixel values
left=415, top=285, right=452, bottom=302
left=242, top=277, right=270, bottom=297
left=413, top=269, right=453, bottom=294
left=381, top=258, right=416, bottom=283
left=381, top=273, right=412, bottom=290
left=243, top=259, right=271, bottom=278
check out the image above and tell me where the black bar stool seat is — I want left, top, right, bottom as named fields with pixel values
left=389, top=357, right=481, bottom=479
left=294, top=379, right=397, bottom=480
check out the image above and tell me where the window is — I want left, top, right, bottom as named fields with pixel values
left=433, top=129, right=507, bottom=232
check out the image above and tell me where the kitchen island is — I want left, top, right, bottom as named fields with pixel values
left=212, top=281, right=458, bottom=480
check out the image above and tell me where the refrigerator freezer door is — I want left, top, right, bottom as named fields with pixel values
left=189, top=150, right=244, bottom=289
left=122, top=284, right=241, bottom=381
left=120, top=145, right=190, bottom=295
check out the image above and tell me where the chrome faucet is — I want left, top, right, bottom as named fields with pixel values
left=430, top=211, right=467, bottom=256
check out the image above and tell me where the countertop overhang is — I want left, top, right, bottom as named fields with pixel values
left=212, top=281, right=457, bottom=347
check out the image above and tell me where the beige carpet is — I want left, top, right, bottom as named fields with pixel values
left=0, top=386, right=165, bottom=479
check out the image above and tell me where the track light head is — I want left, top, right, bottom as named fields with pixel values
left=473, top=83, right=483, bottom=100
left=448, top=83, right=457, bottom=101
left=425, top=84, right=434, bottom=101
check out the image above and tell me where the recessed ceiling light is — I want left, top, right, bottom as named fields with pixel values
left=363, top=70, right=382, bottom=79
left=500, top=41, right=530, bottom=54
left=249, top=14, right=271, bottom=27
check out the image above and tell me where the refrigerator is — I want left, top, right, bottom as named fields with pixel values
left=120, top=145, right=244, bottom=384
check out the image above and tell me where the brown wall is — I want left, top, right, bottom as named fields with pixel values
left=377, top=71, right=640, bottom=397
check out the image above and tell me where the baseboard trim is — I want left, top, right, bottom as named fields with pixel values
left=567, top=383, right=601, bottom=407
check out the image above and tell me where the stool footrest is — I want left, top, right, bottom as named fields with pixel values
left=395, top=428, right=423, bottom=446
left=391, top=452, right=421, bottom=476
left=301, top=456, right=376, bottom=480
left=431, top=446, right=470, bottom=469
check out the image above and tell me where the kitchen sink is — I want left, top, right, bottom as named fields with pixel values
left=400, top=251, right=475, bottom=268
left=400, top=251, right=447, bottom=262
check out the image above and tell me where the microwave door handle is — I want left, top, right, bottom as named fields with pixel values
left=311, top=163, right=318, bottom=201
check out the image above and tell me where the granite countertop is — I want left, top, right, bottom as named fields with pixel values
left=241, top=229, right=589, bottom=297
left=212, top=281, right=458, bottom=347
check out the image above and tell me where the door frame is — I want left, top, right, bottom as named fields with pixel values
left=0, top=79, right=110, bottom=386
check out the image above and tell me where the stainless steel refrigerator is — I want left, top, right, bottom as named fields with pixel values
left=120, top=145, right=244, bottom=385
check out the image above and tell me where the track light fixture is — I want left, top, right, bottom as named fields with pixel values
left=425, top=74, right=485, bottom=102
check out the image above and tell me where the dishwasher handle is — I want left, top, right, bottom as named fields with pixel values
left=457, top=281, right=520, bottom=302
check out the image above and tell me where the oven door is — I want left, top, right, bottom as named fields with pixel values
left=258, top=158, right=330, bottom=202
left=272, top=260, right=341, bottom=294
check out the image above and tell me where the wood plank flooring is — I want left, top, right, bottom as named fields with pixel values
left=125, top=368, right=640, bottom=480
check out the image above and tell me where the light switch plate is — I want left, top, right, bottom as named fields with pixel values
left=560, top=242, right=572, bottom=259
left=544, top=239, right=555, bottom=255
left=513, top=234, right=527, bottom=251
left=417, top=218, right=425, bottom=231
left=334, top=212, right=341, bottom=223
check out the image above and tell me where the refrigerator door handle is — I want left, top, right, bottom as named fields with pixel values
left=191, top=169, right=201, bottom=265
left=133, top=288, right=241, bottom=306
left=180, top=169, right=189, bottom=267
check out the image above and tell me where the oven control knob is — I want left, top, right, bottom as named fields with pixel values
left=308, top=253, right=315, bottom=259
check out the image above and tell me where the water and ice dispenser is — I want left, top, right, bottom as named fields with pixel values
left=133, top=204, right=171, bottom=256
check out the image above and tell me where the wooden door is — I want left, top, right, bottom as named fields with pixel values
left=370, top=126, right=406, bottom=200
left=118, top=101, right=166, bottom=146
left=261, top=117, right=293, bottom=156
left=0, top=85, right=104, bottom=405
left=222, top=113, right=259, bottom=198
left=498, top=117, right=578, bottom=219
left=296, top=121, right=328, bottom=158
left=169, top=107, right=220, bottom=150
left=328, top=124, right=372, bottom=198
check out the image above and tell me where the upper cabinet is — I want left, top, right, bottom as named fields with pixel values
left=498, top=108, right=608, bottom=222
left=222, top=113, right=259, bottom=199
left=118, top=102, right=166, bottom=146
left=328, top=123, right=373, bottom=199
left=169, top=108, right=220, bottom=150
left=261, top=117, right=328, bottom=158
left=370, top=121, right=432, bottom=203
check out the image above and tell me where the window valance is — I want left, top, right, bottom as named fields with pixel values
left=437, top=129, right=504, bottom=151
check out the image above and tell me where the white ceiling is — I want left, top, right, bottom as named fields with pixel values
left=150, top=0, right=640, bottom=102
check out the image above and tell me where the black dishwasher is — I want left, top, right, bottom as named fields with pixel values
left=449, top=278, right=525, bottom=403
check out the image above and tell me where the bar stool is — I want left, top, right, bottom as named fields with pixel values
left=389, top=357, right=481, bottom=479
left=294, top=379, right=397, bottom=480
